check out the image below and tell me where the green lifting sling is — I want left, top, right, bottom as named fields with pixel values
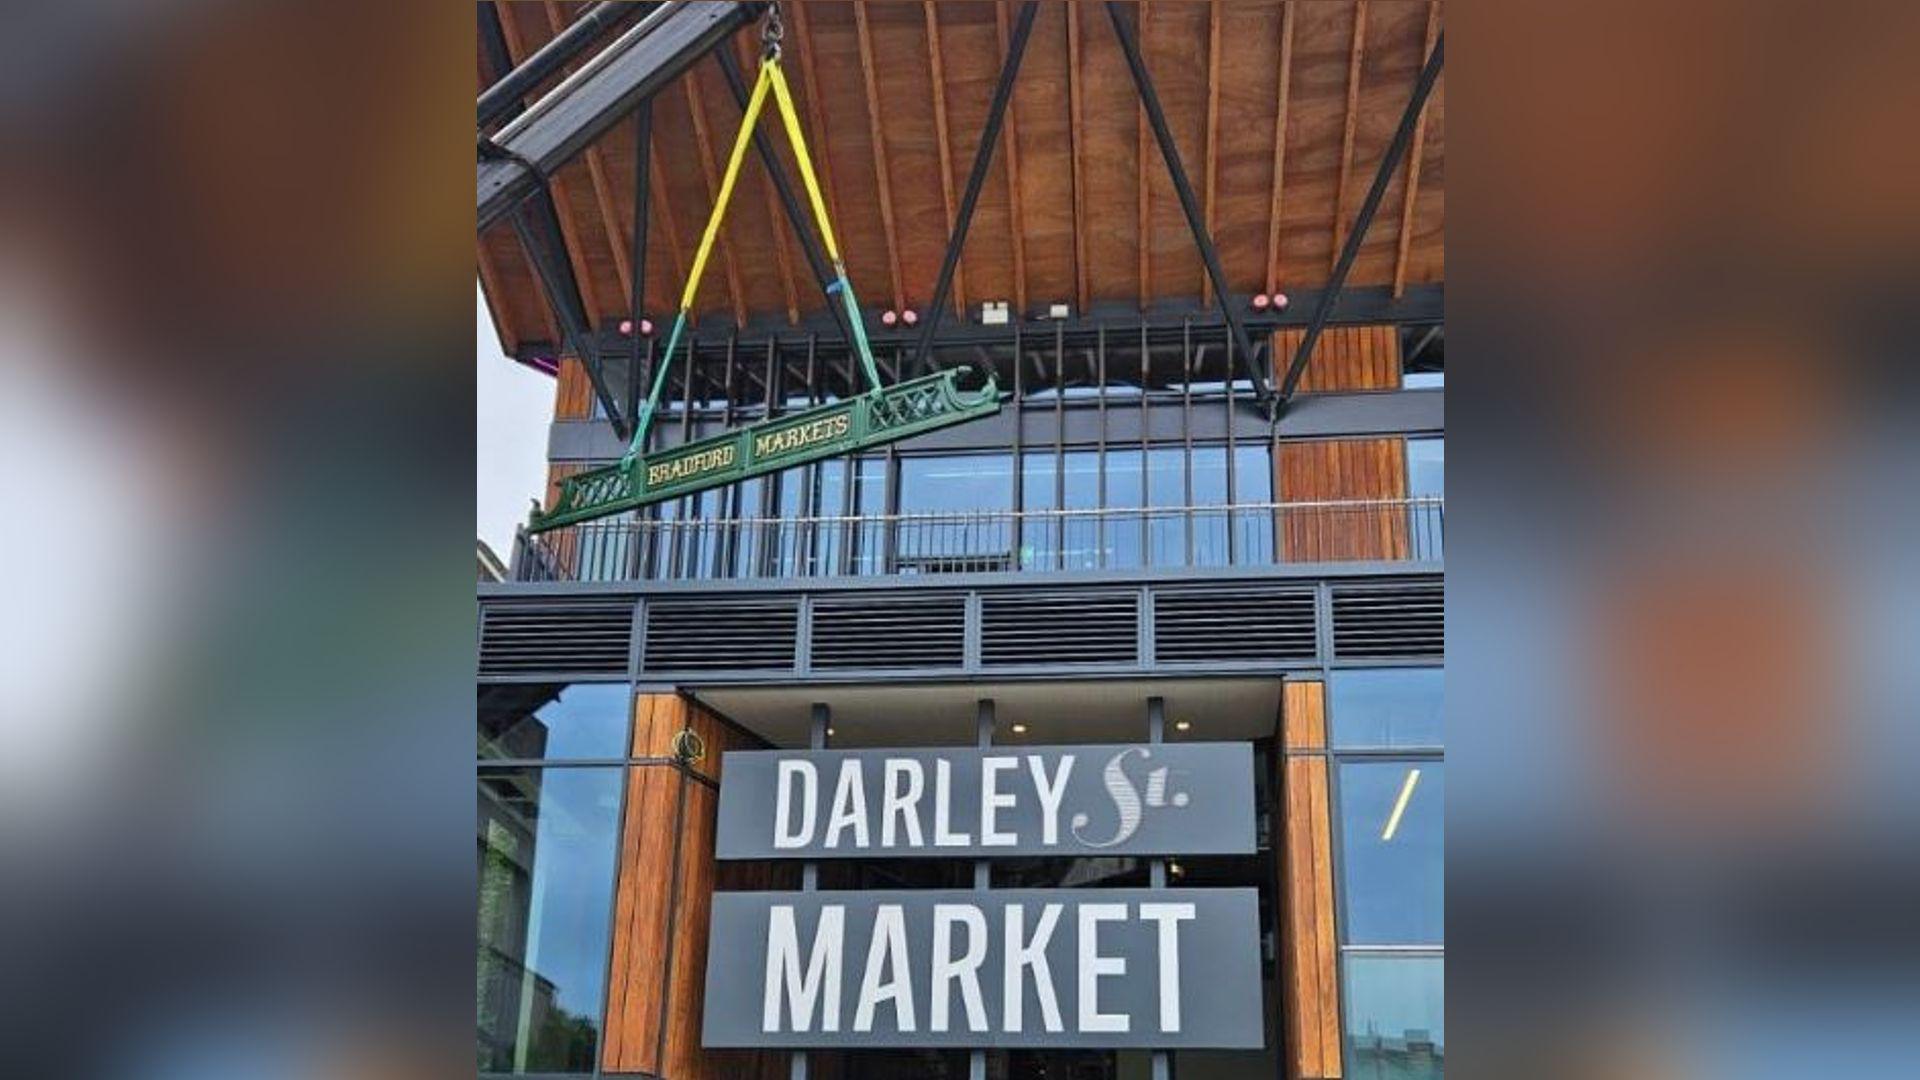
left=529, top=36, right=1000, bottom=534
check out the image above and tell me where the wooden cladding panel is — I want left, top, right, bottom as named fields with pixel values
left=603, top=695, right=786, bottom=1078
left=1276, top=437, right=1410, bottom=561
left=1279, top=681, right=1343, bottom=1079
left=555, top=354, right=594, bottom=420
left=1284, top=680, right=1328, bottom=749
left=1271, top=324, right=1402, bottom=392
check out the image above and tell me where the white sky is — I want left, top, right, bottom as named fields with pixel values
left=475, top=283, right=553, bottom=559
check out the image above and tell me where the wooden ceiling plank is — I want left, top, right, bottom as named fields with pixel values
left=1202, top=0, right=1221, bottom=307
left=541, top=1, right=631, bottom=307
left=496, top=1, right=604, bottom=324
left=1136, top=0, right=1151, bottom=313
left=1067, top=0, right=1089, bottom=313
left=1392, top=2, right=1441, bottom=298
left=1265, top=1, right=1296, bottom=295
left=923, top=1, right=967, bottom=317
left=682, top=74, right=749, bottom=329
left=1331, top=0, right=1368, bottom=273
left=996, top=1, right=1030, bottom=313
left=852, top=1, right=907, bottom=314
left=648, top=148, right=689, bottom=315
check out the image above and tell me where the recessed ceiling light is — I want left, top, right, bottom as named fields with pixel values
left=1174, top=719, right=1192, bottom=732
left=1010, top=723, right=1029, bottom=734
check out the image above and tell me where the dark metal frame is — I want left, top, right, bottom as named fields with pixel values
left=478, top=1, right=654, bottom=130
left=478, top=1, right=766, bottom=230
left=1278, top=34, right=1445, bottom=405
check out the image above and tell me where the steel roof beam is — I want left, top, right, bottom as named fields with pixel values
left=478, top=1, right=766, bottom=230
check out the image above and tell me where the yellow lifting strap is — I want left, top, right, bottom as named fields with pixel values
left=632, top=50, right=879, bottom=458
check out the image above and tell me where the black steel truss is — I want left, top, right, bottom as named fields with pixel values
left=511, top=190, right=629, bottom=438
left=909, top=1, right=1041, bottom=379
left=1278, top=33, right=1445, bottom=405
left=1105, top=1, right=1269, bottom=409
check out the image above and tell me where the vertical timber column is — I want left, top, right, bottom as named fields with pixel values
left=1277, top=681, right=1342, bottom=1079
left=791, top=704, right=828, bottom=1080
left=1146, top=697, right=1170, bottom=1080
left=972, top=700, right=995, bottom=1080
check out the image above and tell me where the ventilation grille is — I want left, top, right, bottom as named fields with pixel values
left=479, top=600, right=634, bottom=677
left=1154, top=586, right=1318, bottom=662
left=811, top=595, right=966, bottom=670
left=1331, top=581, right=1443, bottom=658
left=981, top=591, right=1138, bottom=667
left=642, top=599, right=798, bottom=673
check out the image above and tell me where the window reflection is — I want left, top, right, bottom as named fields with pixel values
left=1343, top=955, right=1444, bottom=1080
left=1338, top=762, right=1443, bottom=945
left=479, top=684, right=630, bottom=762
left=1329, top=669, right=1444, bottom=749
left=477, top=766, right=622, bottom=1074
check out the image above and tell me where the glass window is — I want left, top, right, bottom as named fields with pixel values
left=1190, top=446, right=1229, bottom=567
left=1060, top=450, right=1100, bottom=571
left=1330, top=668, right=1444, bottom=749
left=1232, top=444, right=1275, bottom=566
left=1338, top=762, right=1443, bottom=944
left=729, top=477, right=765, bottom=578
left=812, top=459, right=848, bottom=575
left=1103, top=448, right=1144, bottom=569
left=849, top=456, right=887, bottom=575
left=1146, top=447, right=1187, bottom=567
left=477, top=766, right=623, bottom=1074
left=1020, top=452, right=1059, bottom=570
left=575, top=509, right=637, bottom=583
left=1408, top=437, right=1444, bottom=558
left=769, top=466, right=807, bottom=577
left=897, top=454, right=1014, bottom=571
left=1403, top=370, right=1444, bottom=389
left=479, top=684, right=630, bottom=762
left=1343, top=955, right=1444, bottom=1080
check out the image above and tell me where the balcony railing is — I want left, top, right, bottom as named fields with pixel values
left=509, top=497, right=1443, bottom=583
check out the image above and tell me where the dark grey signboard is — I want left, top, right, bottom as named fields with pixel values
left=714, top=743, right=1255, bottom=860
left=701, top=888, right=1263, bottom=1049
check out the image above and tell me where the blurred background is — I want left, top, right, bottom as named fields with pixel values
left=1, top=1, right=1918, bottom=1078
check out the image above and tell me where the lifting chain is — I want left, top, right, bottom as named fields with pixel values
left=761, top=1, right=784, bottom=62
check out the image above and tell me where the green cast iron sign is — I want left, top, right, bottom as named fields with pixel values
left=530, top=365, right=1001, bottom=532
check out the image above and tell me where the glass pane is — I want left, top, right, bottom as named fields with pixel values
left=849, top=456, right=887, bottom=575
left=1020, top=452, right=1058, bottom=570
left=730, top=477, right=764, bottom=578
left=1060, top=450, right=1100, bottom=571
left=770, top=466, right=807, bottom=577
left=1232, top=444, right=1275, bottom=566
left=1343, top=955, right=1444, bottom=1079
left=1190, top=446, right=1229, bottom=567
left=812, top=459, right=848, bottom=575
left=1330, top=668, right=1445, bottom=749
left=897, top=454, right=1014, bottom=572
left=1403, top=370, right=1444, bottom=389
left=479, top=684, right=630, bottom=762
left=1104, top=448, right=1144, bottom=570
left=1146, top=447, right=1186, bottom=567
left=477, top=766, right=622, bottom=1074
left=1407, top=438, right=1444, bottom=558
left=1338, top=762, right=1443, bottom=944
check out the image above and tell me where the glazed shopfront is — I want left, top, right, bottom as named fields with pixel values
left=476, top=658, right=1442, bottom=1080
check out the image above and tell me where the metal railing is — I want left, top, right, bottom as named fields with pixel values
left=510, top=497, right=1443, bottom=583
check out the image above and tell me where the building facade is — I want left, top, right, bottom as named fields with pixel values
left=478, top=4, right=1443, bottom=1079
